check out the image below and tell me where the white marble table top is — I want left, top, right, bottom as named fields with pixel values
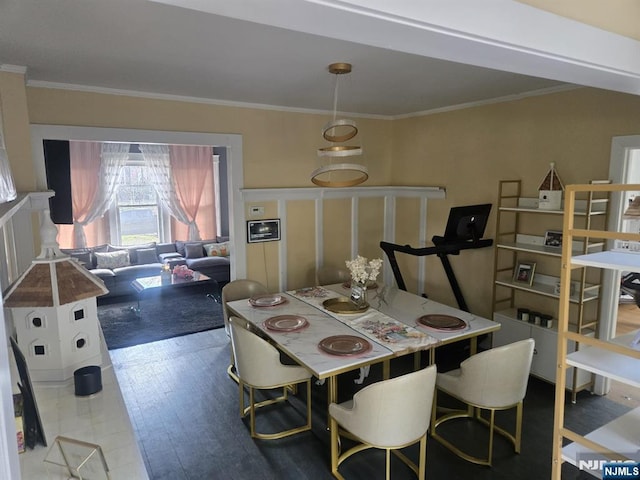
left=288, top=286, right=438, bottom=354
left=227, top=284, right=500, bottom=380
left=227, top=293, right=394, bottom=379
left=327, top=284, right=501, bottom=345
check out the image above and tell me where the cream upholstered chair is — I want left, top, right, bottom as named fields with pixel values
left=316, top=265, right=351, bottom=286
left=221, top=279, right=269, bottom=381
left=222, top=279, right=269, bottom=334
left=329, top=365, right=437, bottom=480
left=430, top=338, right=535, bottom=466
left=229, top=317, right=313, bottom=440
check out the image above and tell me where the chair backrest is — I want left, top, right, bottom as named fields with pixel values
left=317, top=265, right=351, bottom=286
left=344, top=365, right=437, bottom=448
left=455, top=338, right=535, bottom=408
left=221, top=280, right=268, bottom=333
left=228, top=317, right=291, bottom=387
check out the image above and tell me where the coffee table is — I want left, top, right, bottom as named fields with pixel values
left=130, top=272, right=213, bottom=315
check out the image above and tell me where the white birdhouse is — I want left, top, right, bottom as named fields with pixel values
left=538, top=162, right=564, bottom=210
left=3, top=211, right=108, bottom=382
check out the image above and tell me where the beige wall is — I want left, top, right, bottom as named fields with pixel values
left=392, top=87, right=640, bottom=316
left=4, top=76, right=640, bottom=317
left=0, top=72, right=36, bottom=191
left=25, top=87, right=393, bottom=188
left=517, top=0, right=640, bottom=40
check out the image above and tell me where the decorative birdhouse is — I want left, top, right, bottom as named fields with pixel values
left=3, top=210, right=108, bottom=382
left=538, top=162, right=564, bottom=210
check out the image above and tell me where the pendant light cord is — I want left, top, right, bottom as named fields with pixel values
left=332, top=74, right=339, bottom=123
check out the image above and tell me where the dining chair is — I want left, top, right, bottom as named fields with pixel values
left=221, top=279, right=269, bottom=381
left=316, top=264, right=351, bottom=286
left=430, top=338, right=535, bottom=466
left=329, top=364, right=437, bottom=480
left=229, top=317, right=313, bottom=440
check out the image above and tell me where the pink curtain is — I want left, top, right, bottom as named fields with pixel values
left=57, top=141, right=109, bottom=248
left=169, top=145, right=216, bottom=241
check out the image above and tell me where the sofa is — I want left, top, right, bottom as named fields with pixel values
left=62, top=238, right=230, bottom=299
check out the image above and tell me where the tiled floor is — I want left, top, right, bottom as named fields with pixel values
left=109, top=328, right=633, bottom=480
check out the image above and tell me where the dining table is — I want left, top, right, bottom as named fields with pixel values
left=226, top=282, right=499, bottom=405
left=226, top=283, right=500, bottom=475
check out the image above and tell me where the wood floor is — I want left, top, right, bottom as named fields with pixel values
left=617, top=302, right=640, bottom=336
left=109, top=328, right=631, bottom=480
left=610, top=303, right=640, bottom=409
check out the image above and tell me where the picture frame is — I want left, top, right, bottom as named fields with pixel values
left=9, top=337, right=46, bottom=449
left=544, top=230, right=563, bottom=248
left=513, top=261, right=536, bottom=286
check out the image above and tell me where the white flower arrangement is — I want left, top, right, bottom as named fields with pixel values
left=345, top=255, right=383, bottom=285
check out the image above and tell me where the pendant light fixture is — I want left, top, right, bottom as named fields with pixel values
left=311, top=63, right=368, bottom=187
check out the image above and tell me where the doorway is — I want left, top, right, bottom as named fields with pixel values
left=603, top=136, right=640, bottom=405
left=607, top=138, right=640, bottom=336
left=30, top=125, right=248, bottom=280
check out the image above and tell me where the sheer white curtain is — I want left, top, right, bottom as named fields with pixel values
left=72, top=142, right=129, bottom=247
left=139, top=144, right=199, bottom=240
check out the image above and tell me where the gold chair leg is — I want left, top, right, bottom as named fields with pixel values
left=430, top=388, right=437, bottom=436
left=487, top=409, right=495, bottom=466
left=238, top=380, right=245, bottom=418
left=241, top=380, right=313, bottom=440
left=330, top=416, right=343, bottom=479
left=386, top=449, right=391, bottom=480
left=249, top=386, right=257, bottom=437
left=432, top=399, right=522, bottom=467
left=515, top=401, right=523, bottom=453
left=419, top=434, right=426, bottom=480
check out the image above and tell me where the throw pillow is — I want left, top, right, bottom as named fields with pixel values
left=156, top=243, right=177, bottom=255
left=108, top=242, right=156, bottom=264
left=135, top=248, right=158, bottom=265
left=204, top=242, right=229, bottom=257
left=69, top=251, right=92, bottom=268
left=94, top=250, right=130, bottom=269
left=184, top=243, right=204, bottom=259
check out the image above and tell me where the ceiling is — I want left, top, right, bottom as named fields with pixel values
left=0, top=0, right=637, bottom=118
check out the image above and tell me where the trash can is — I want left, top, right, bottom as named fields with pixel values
left=74, top=365, right=102, bottom=396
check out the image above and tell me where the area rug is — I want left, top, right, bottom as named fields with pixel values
left=97, top=284, right=225, bottom=350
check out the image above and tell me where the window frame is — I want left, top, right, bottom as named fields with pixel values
left=107, top=153, right=171, bottom=245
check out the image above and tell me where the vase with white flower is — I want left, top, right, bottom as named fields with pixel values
left=345, top=256, right=383, bottom=308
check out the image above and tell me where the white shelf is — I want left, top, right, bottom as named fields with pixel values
left=497, top=241, right=564, bottom=257
left=498, top=196, right=607, bottom=216
left=572, top=251, right=640, bottom=271
left=499, top=206, right=565, bottom=215
left=494, top=276, right=599, bottom=304
left=500, top=206, right=607, bottom=216
left=494, top=309, right=594, bottom=335
left=565, top=331, right=640, bottom=388
left=562, top=406, right=640, bottom=478
left=551, top=183, right=634, bottom=480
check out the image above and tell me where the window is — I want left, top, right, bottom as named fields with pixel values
left=111, top=155, right=167, bottom=245
left=53, top=142, right=227, bottom=249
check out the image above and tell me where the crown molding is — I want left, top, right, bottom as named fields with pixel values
left=26, top=80, right=389, bottom=120
left=0, top=65, right=27, bottom=75
left=27, top=79, right=571, bottom=121
left=393, top=84, right=582, bottom=119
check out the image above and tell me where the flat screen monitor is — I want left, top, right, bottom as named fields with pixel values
left=442, top=203, right=492, bottom=243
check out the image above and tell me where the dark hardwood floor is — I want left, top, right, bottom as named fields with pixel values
left=109, top=328, right=630, bottom=480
